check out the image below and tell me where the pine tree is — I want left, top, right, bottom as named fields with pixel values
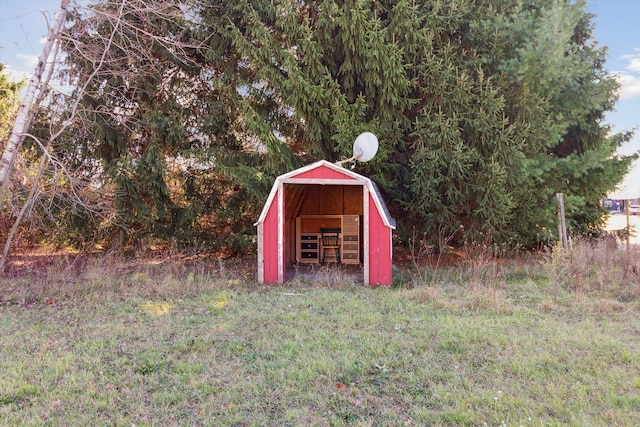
left=57, top=0, right=633, bottom=251
left=60, top=0, right=264, bottom=248
left=210, top=0, right=633, bottom=248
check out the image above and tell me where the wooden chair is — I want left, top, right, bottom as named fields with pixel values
left=320, top=227, right=341, bottom=264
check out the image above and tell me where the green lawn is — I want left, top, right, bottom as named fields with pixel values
left=1, top=249, right=639, bottom=426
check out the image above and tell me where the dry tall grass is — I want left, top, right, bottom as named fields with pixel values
left=542, top=238, right=640, bottom=302
left=0, top=252, right=255, bottom=306
left=404, top=237, right=640, bottom=318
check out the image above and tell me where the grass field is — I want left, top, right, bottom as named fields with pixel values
left=1, top=242, right=639, bottom=426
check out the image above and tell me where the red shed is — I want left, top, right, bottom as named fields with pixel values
left=255, top=160, right=396, bottom=286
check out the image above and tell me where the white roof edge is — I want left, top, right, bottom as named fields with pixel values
left=255, top=160, right=396, bottom=228
left=254, top=177, right=280, bottom=226
left=367, top=180, right=397, bottom=229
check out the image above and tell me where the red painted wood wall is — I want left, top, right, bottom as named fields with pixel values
left=368, top=194, right=392, bottom=285
left=257, top=161, right=394, bottom=285
left=262, top=194, right=280, bottom=283
left=294, top=166, right=349, bottom=180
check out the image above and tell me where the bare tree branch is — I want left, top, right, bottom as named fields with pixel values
left=1, top=0, right=217, bottom=271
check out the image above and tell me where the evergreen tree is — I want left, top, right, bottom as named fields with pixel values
left=60, top=0, right=273, bottom=249
left=58, top=0, right=633, bottom=251
left=207, top=0, right=633, bottom=248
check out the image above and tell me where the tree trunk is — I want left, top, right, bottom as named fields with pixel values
left=0, top=0, right=69, bottom=210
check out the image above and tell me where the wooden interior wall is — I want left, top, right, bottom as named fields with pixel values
left=285, top=219, right=295, bottom=267
left=296, top=185, right=363, bottom=216
left=299, top=216, right=341, bottom=233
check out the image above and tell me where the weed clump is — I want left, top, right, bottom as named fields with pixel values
left=541, top=238, right=640, bottom=302
left=0, top=252, right=253, bottom=306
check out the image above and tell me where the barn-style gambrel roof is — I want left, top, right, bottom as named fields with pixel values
left=255, top=160, right=396, bottom=229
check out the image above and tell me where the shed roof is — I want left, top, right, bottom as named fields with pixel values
left=255, top=160, right=396, bottom=229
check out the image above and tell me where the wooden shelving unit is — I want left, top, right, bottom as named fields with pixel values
left=296, top=215, right=360, bottom=265
left=341, top=215, right=360, bottom=264
left=297, top=233, right=320, bottom=263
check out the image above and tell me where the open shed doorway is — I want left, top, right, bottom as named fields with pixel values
left=283, top=183, right=365, bottom=283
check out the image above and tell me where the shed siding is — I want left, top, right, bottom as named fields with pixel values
left=295, top=165, right=354, bottom=181
left=368, top=194, right=392, bottom=285
left=262, top=193, right=280, bottom=283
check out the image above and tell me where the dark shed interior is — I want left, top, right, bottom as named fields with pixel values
left=284, top=184, right=363, bottom=267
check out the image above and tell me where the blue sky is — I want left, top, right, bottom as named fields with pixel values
left=1, top=0, right=639, bottom=194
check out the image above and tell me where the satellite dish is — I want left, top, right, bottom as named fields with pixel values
left=336, top=132, right=379, bottom=168
left=353, top=132, right=378, bottom=162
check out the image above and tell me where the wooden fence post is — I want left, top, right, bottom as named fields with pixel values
left=556, top=193, right=568, bottom=250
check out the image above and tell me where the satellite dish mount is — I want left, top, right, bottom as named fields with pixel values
left=336, top=132, right=379, bottom=169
